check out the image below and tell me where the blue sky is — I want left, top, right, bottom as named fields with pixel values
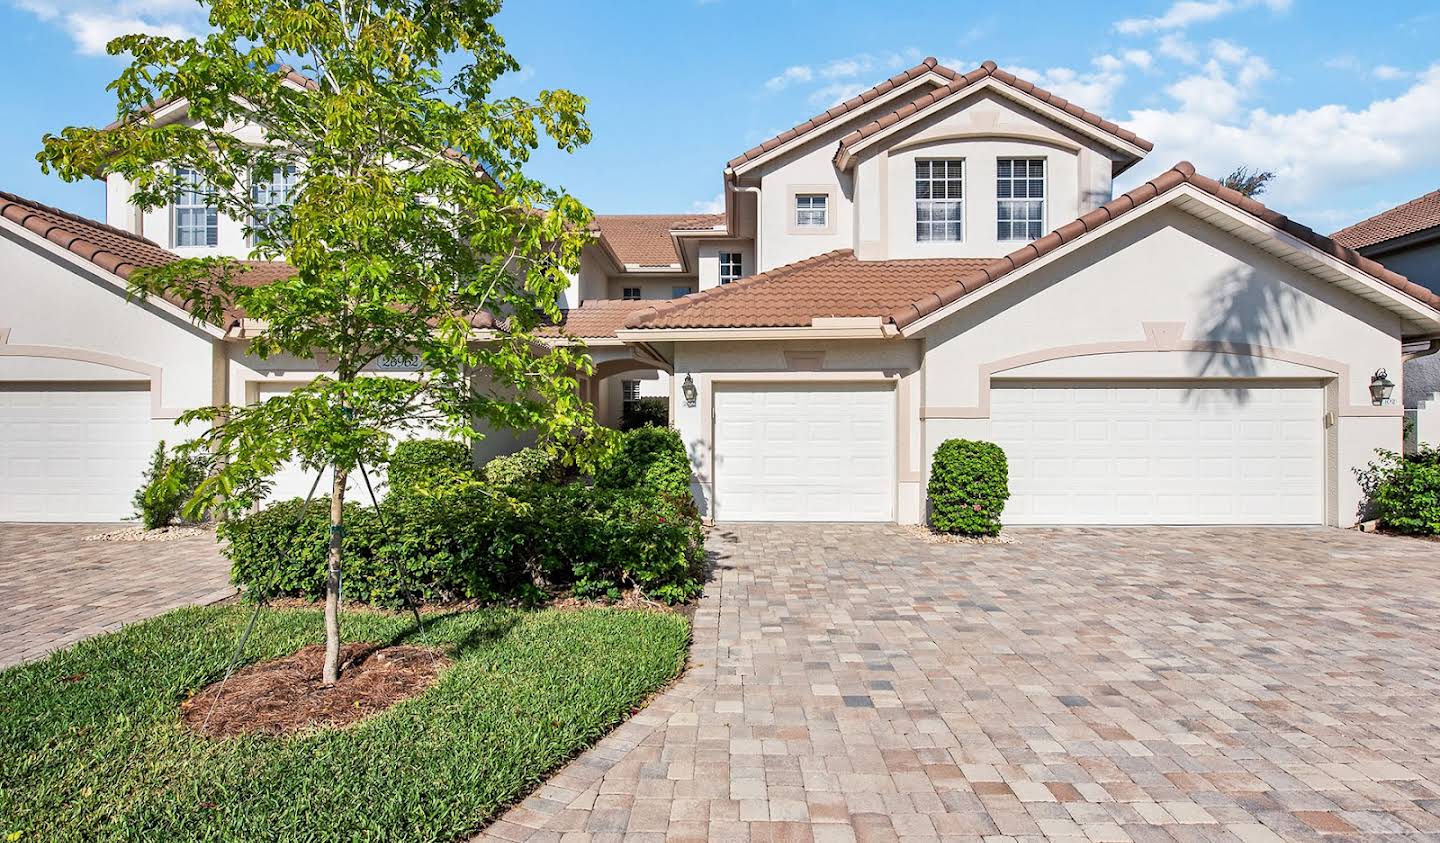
left=3, top=0, right=1438, bottom=233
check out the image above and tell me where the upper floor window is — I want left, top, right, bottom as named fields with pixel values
left=997, top=158, right=1045, bottom=241
left=795, top=194, right=828, bottom=228
left=173, top=167, right=217, bottom=247
left=671, top=285, right=693, bottom=299
left=719, top=252, right=743, bottom=284
left=915, top=159, right=964, bottom=242
left=622, top=287, right=642, bottom=300
left=250, top=164, right=297, bottom=246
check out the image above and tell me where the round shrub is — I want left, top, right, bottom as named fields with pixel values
left=1356, top=447, right=1440, bottom=534
left=481, top=446, right=559, bottom=488
left=388, top=439, right=474, bottom=493
left=595, top=426, right=694, bottom=510
left=927, top=439, right=1009, bottom=536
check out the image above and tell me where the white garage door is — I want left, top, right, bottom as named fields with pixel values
left=990, top=383, right=1324, bottom=525
left=713, top=383, right=894, bottom=521
left=0, top=385, right=154, bottom=522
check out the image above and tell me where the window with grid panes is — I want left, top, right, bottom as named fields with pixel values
left=719, top=251, right=742, bottom=284
left=622, top=287, right=641, bottom=300
left=250, top=164, right=297, bottom=246
left=173, top=167, right=218, bottom=247
left=794, top=194, right=828, bottom=227
left=997, top=158, right=1045, bottom=241
left=915, top=159, right=964, bottom=241
left=622, top=380, right=641, bottom=415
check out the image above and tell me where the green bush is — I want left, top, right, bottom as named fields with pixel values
left=927, top=439, right=1009, bottom=536
left=132, top=441, right=209, bottom=529
left=225, top=459, right=707, bottom=606
left=388, top=438, right=473, bottom=493
left=595, top=425, right=694, bottom=509
left=1356, top=447, right=1440, bottom=534
left=481, top=446, right=559, bottom=487
left=621, top=396, right=669, bottom=431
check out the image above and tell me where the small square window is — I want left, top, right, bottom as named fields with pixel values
left=621, top=287, right=642, bottom=300
left=719, top=252, right=742, bottom=284
left=795, top=194, right=828, bottom=227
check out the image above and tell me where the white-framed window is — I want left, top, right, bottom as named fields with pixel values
left=795, top=194, right=828, bottom=227
left=622, top=379, right=641, bottom=415
left=671, top=285, right=694, bottom=298
left=250, top=164, right=297, bottom=246
left=997, top=158, right=1045, bottom=241
left=621, top=287, right=642, bottom=300
left=915, top=159, right=964, bottom=242
left=719, top=251, right=742, bottom=284
left=173, top=167, right=218, bottom=247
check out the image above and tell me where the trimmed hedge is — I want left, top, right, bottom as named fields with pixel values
left=1356, top=447, right=1440, bottom=534
left=224, top=427, right=706, bottom=606
left=928, top=439, right=1009, bottom=536
left=481, top=446, right=559, bottom=487
left=387, top=439, right=474, bottom=491
left=621, top=396, right=668, bottom=431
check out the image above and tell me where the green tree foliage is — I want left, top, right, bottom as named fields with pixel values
left=1221, top=165, right=1275, bottom=198
left=927, top=439, right=1010, bottom=536
left=1356, top=447, right=1440, bottom=534
left=38, top=0, right=604, bottom=681
left=133, top=441, right=209, bottom=529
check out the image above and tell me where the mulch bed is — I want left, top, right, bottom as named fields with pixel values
left=181, top=643, right=450, bottom=737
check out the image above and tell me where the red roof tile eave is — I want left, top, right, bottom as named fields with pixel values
left=1331, top=188, right=1440, bottom=252
left=888, top=162, right=1440, bottom=332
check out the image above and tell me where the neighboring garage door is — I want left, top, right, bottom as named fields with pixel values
left=990, top=383, right=1324, bottom=525
left=713, top=383, right=894, bottom=522
left=0, top=385, right=153, bottom=522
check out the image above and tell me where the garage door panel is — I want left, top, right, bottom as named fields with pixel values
left=991, top=384, right=1322, bottom=525
left=714, top=384, right=894, bottom=522
left=0, top=387, right=153, bottom=522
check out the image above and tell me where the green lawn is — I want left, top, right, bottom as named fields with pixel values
left=0, top=605, right=689, bottom=842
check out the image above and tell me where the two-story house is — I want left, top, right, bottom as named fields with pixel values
left=3, top=57, right=1439, bottom=526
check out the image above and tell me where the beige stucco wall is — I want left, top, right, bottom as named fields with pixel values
left=918, top=205, right=1406, bottom=526
left=0, top=227, right=218, bottom=450
left=696, top=239, right=756, bottom=290
left=854, top=91, right=1115, bottom=261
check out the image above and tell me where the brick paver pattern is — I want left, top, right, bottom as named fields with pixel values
left=480, top=524, right=1440, bottom=842
left=0, top=524, right=234, bottom=668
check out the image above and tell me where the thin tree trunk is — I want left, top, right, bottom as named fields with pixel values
left=322, top=467, right=348, bottom=686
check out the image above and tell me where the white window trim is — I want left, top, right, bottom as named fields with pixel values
left=914, top=158, right=965, bottom=244
left=249, top=164, right=297, bottom=247
left=996, top=156, right=1047, bottom=243
left=785, top=185, right=837, bottom=235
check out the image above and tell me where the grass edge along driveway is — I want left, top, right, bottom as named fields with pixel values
left=1, top=604, right=690, bottom=842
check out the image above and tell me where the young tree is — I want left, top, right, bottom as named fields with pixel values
left=38, top=0, right=603, bottom=684
left=1221, top=166, right=1276, bottom=198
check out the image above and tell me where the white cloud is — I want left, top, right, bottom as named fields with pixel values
left=808, top=82, right=868, bottom=107
left=1123, top=49, right=1154, bottom=71
left=1157, top=34, right=1201, bottom=64
left=762, top=50, right=924, bottom=96
left=690, top=193, right=725, bottom=214
left=1009, top=54, right=1134, bottom=113
left=1116, top=0, right=1290, bottom=35
left=1159, top=41, right=1270, bottom=120
left=764, top=65, right=814, bottom=92
left=1123, top=63, right=1440, bottom=216
left=13, top=0, right=201, bottom=54
left=1373, top=65, right=1411, bottom=81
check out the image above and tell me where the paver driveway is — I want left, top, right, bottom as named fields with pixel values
left=0, top=524, right=234, bottom=668
left=483, top=524, right=1440, bottom=842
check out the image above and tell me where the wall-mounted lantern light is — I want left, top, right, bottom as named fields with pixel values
left=681, top=374, right=698, bottom=408
left=1370, top=368, right=1395, bottom=406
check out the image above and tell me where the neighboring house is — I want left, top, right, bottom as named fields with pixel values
left=1332, top=189, right=1440, bottom=447
left=3, top=57, right=1439, bottom=527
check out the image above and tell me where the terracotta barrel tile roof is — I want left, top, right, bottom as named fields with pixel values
left=0, top=189, right=295, bottom=326
left=624, top=250, right=993, bottom=329
left=670, top=213, right=726, bottom=231
left=591, top=214, right=709, bottom=267
left=835, top=60, right=1152, bottom=166
left=1332, top=188, right=1440, bottom=250
left=538, top=299, right=650, bottom=339
left=888, top=162, right=1440, bottom=329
